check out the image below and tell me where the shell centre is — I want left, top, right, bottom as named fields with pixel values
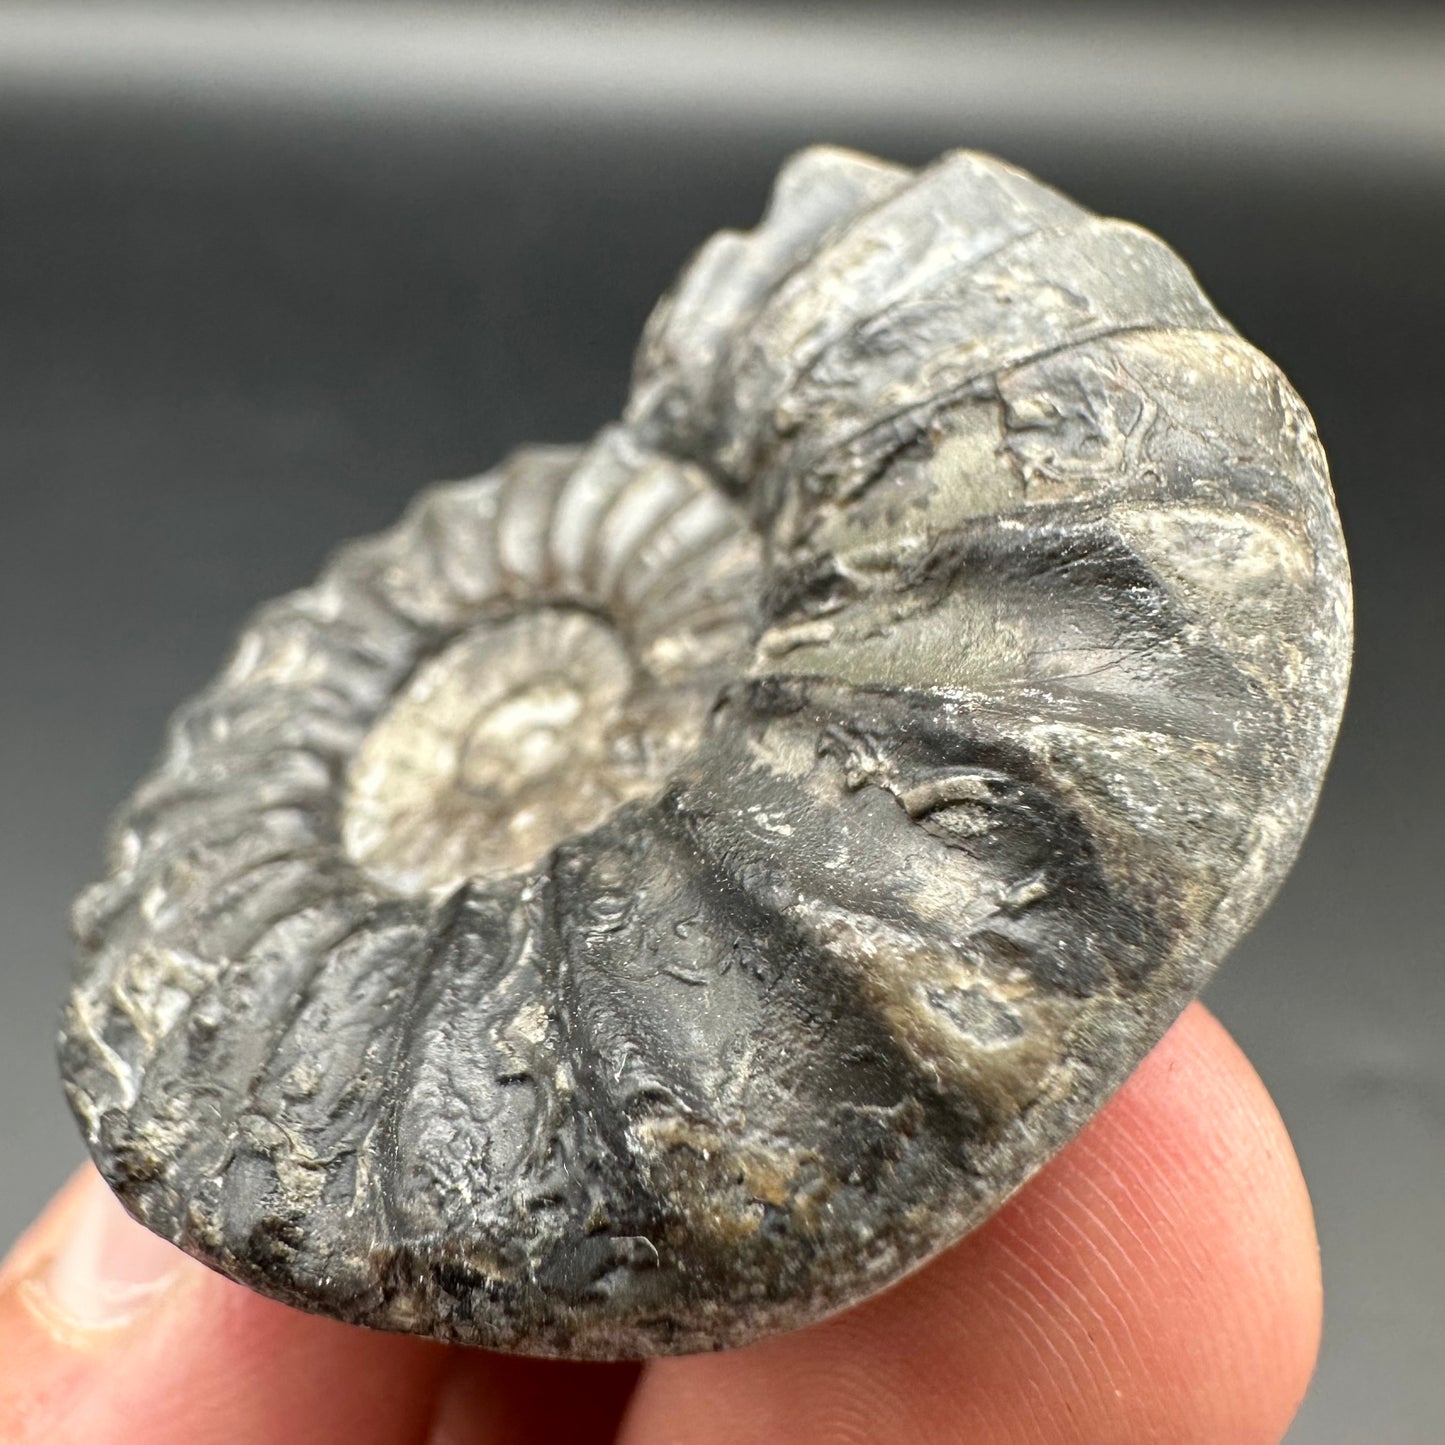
left=341, top=606, right=677, bottom=893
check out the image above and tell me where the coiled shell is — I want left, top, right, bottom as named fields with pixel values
left=61, top=147, right=1351, bottom=1357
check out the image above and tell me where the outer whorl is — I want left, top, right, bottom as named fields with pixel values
left=61, top=147, right=1351, bottom=1357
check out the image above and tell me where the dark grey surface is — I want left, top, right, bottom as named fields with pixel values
left=57, top=144, right=1350, bottom=1356
left=1, top=0, right=1441, bottom=1432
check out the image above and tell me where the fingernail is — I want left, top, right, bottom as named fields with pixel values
left=31, top=1174, right=182, bottom=1332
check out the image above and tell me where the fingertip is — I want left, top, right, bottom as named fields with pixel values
left=0, top=1166, right=449, bottom=1445
left=1112, top=1004, right=1322, bottom=1439
left=623, top=1003, right=1322, bottom=1445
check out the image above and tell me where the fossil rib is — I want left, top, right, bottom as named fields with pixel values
left=60, top=147, right=1351, bottom=1358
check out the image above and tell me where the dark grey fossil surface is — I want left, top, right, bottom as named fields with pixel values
left=60, top=146, right=1351, bottom=1358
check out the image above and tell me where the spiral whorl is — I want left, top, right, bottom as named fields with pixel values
left=61, top=147, right=1350, bottom=1357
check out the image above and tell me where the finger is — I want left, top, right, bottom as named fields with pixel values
left=427, top=1354, right=641, bottom=1445
left=0, top=1166, right=449, bottom=1445
left=620, top=1003, right=1322, bottom=1445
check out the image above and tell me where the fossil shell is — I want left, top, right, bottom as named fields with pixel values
left=60, top=147, right=1351, bottom=1358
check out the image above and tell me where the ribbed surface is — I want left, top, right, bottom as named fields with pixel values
left=62, top=147, right=1350, bottom=1357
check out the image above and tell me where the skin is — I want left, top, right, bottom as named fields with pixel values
left=0, top=1004, right=1321, bottom=1444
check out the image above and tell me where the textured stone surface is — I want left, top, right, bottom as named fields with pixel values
left=60, top=147, right=1351, bottom=1358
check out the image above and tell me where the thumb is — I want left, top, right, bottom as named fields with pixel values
left=0, top=1166, right=447, bottom=1445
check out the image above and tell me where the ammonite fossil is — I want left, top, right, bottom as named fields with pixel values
left=61, top=147, right=1352, bottom=1358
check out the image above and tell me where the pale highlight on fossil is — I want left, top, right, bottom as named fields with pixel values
left=60, top=147, right=1351, bottom=1358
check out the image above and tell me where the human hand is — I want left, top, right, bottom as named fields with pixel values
left=0, top=1003, right=1319, bottom=1444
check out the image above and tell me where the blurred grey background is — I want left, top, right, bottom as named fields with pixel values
left=1, top=4, right=1441, bottom=1439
